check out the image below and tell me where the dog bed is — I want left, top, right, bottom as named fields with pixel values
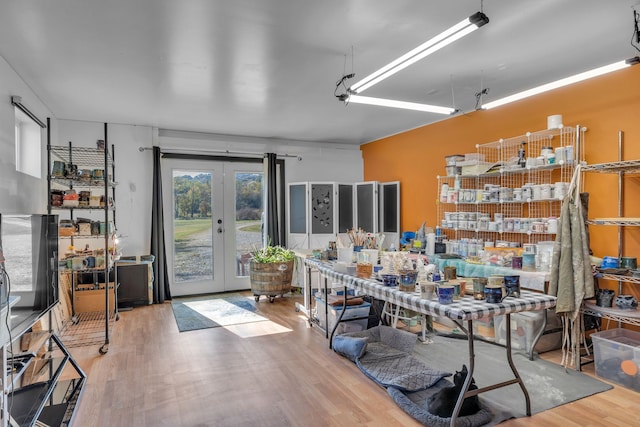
left=333, top=326, right=493, bottom=426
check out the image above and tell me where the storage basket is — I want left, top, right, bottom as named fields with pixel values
left=249, top=259, right=294, bottom=302
left=59, top=220, right=76, bottom=236
left=78, top=223, right=92, bottom=236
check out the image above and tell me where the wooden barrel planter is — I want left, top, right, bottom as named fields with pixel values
left=249, top=259, right=294, bottom=302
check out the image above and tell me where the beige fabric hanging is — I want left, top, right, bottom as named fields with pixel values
left=548, top=164, right=595, bottom=367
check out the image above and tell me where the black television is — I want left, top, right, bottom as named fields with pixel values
left=0, top=213, right=59, bottom=344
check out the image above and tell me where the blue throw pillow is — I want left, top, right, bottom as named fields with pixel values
left=333, top=335, right=369, bottom=362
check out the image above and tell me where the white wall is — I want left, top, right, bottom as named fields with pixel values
left=155, top=129, right=363, bottom=184
left=47, top=124, right=363, bottom=257
left=0, top=55, right=53, bottom=214
left=0, top=53, right=363, bottom=255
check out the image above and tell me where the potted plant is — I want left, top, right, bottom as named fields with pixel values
left=249, top=245, right=296, bottom=303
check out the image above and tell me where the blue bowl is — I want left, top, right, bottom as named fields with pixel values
left=601, top=256, right=620, bottom=269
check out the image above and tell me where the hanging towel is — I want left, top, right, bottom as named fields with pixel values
left=548, top=164, right=594, bottom=367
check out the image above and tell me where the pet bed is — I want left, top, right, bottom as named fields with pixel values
left=333, top=326, right=492, bottom=426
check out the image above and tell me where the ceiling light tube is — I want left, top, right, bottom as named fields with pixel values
left=347, top=95, right=455, bottom=115
left=350, top=12, right=489, bottom=94
left=483, top=57, right=640, bottom=110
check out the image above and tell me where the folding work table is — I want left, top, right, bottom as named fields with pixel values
left=302, top=258, right=557, bottom=427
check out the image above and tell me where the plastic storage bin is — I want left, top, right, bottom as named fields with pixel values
left=494, top=314, right=528, bottom=350
left=494, top=310, right=562, bottom=354
left=315, top=297, right=371, bottom=334
left=472, top=316, right=495, bottom=339
left=592, top=328, right=640, bottom=391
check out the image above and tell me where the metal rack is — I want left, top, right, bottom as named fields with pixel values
left=47, top=123, right=118, bottom=355
left=436, top=125, right=584, bottom=249
left=580, top=130, right=640, bottom=329
left=2, top=332, right=86, bottom=427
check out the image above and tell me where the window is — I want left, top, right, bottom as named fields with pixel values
left=14, top=106, right=42, bottom=178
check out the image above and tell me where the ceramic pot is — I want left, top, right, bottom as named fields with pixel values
left=443, top=266, right=457, bottom=280
left=596, top=289, right=615, bottom=307
left=615, top=294, right=638, bottom=310
left=472, top=277, right=486, bottom=300
left=485, top=285, right=503, bottom=304
left=398, top=270, right=417, bottom=292
left=437, top=284, right=454, bottom=305
left=620, top=257, right=638, bottom=270
left=420, top=282, right=436, bottom=300
left=381, top=274, right=398, bottom=287
left=503, top=275, right=520, bottom=298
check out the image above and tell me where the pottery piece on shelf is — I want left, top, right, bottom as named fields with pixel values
left=615, top=294, right=638, bottom=310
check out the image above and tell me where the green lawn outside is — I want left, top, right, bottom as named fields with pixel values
left=238, top=220, right=261, bottom=232
left=174, top=218, right=261, bottom=240
left=174, top=218, right=212, bottom=241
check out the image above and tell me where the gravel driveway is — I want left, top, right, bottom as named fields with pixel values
left=174, top=221, right=261, bottom=282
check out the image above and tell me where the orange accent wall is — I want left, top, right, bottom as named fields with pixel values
left=362, top=64, right=640, bottom=305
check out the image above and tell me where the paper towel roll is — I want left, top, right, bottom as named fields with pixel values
left=426, top=233, right=436, bottom=255
left=547, top=114, right=563, bottom=130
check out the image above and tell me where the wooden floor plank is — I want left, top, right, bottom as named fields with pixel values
left=68, top=293, right=634, bottom=427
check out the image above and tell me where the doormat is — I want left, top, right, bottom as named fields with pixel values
left=171, top=295, right=267, bottom=332
left=401, top=334, right=613, bottom=425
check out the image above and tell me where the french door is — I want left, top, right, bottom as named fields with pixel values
left=162, top=158, right=264, bottom=296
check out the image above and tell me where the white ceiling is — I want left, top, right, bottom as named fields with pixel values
left=1, top=0, right=639, bottom=145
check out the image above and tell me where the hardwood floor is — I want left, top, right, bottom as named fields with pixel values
left=67, top=294, right=635, bottom=427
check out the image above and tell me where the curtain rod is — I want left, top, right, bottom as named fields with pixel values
left=11, top=96, right=46, bottom=128
left=138, top=146, right=302, bottom=160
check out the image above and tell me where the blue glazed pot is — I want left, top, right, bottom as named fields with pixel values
left=485, top=286, right=503, bottom=304
left=399, top=270, right=418, bottom=291
left=381, top=274, right=398, bottom=287
left=437, top=284, right=455, bottom=304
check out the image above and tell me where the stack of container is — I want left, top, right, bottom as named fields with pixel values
left=314, top=292, right=371, bottom=334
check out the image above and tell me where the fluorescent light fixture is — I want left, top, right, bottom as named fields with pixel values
left=347, top=95, right=456, bottom=115
left=483, top=57, right=640, bottom=110
left=349, top=12, right=489, bottom=94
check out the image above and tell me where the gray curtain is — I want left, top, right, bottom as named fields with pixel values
left=265, top=153, right=281, bottom=246
left=150, top=147, right=171, bottom=303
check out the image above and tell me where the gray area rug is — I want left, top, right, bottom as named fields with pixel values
left=171, top=295, right=265, bottom=332
left=408, top=334, right=613, bottom=423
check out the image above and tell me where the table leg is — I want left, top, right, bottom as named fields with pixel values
left=392, top=304, right=401, bottom=328
left=449, top=316, right=532, bottom=426
left=450, top=319, right=475, bottom=427
left=328, top=281, right=347, bottom=349
left=420, top=315, right=427, bottom=342
left=380, top=301, right=389, bottom=325
left=294, top=263, right=313, bottom=320
left=527, top=308, right=548, bottom=360
left=506, top=313, right=532, bottom=416
left=307, top=264, right=312, bottom=313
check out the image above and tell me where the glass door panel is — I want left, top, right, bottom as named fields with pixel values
left=172, top=170, right=214, bottom=284
left=224, top=164, right=264, bottom=290
left=163, top=158, right=264, bottom=295
left=163, top=159, right=224, bottom=296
